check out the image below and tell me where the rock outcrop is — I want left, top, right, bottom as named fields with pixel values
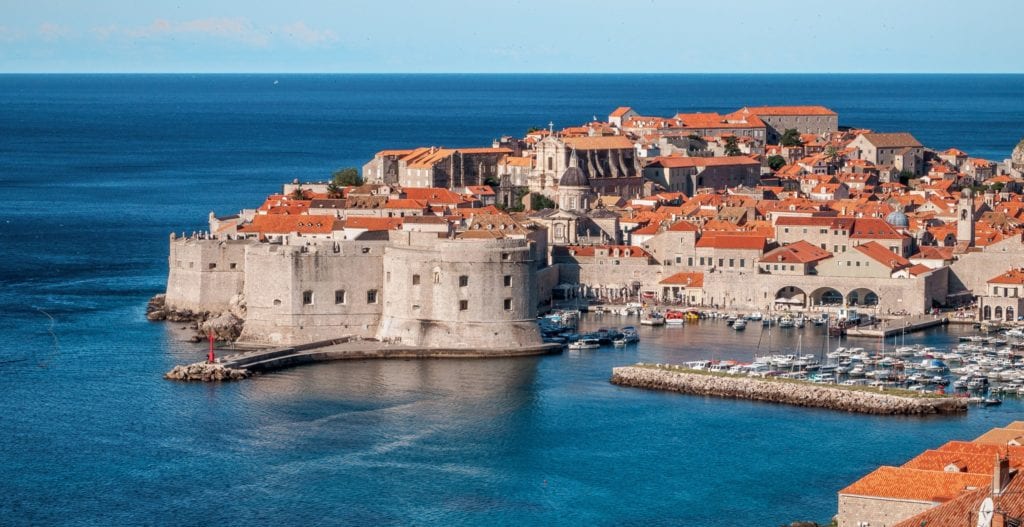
left=611, top=365, right=967, bottom=415
left=200, top=312, right=244, bottom=342
left=164, top=361, right=250, bottom=382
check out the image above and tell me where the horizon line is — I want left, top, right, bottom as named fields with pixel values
left=3, top=71, right=1024, bottom=75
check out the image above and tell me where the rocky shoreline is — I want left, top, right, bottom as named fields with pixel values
left=146, top=294, right=245, bottom=342
left=611, top=364, right=968, bottom=415
left=164, top=361, right=250, bottom=382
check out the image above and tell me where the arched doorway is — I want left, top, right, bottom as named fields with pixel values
left=1008, top=307, right=1016, bottom=321
left=984, top=306, right=992, bottom=320
left=811, top=287, right=844, bottom=307
left=995, top=306, right=1003, bottom=319
left=774, top=286, right=807, bottom=308
left=847, top=288, right=879, bottom=306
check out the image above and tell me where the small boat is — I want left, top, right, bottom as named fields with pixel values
left=732, top=319, right=747, bottom=330
left=982, top=397, right=1003, bottom=407
left=621, top=326, right=640, bottom=343
left=568, top=338, right=600, bottom=350
left=665, top=310, right=685, bottom=325
left=747, top=312, right=763, bottom=321
left=778, top=316, right=795, bottom=328
left=612, top=338, right=627, bottom=348
left=641, top=312, right=665, bottom=326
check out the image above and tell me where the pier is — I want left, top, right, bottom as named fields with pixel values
left=167, top=336, right=562, bottom=380
left=844, top=314, right=948, bottom=338
left=611, top=364, right=967, bottom=415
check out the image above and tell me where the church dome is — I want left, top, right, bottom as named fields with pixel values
left=559, top=165, right=588, bottom=187
left=885, top=209, right=909, bottom=228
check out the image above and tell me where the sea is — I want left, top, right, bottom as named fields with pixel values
left=2, top=74, right=1024, bottom=526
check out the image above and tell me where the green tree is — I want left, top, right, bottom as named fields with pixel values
left=823, top=145, right=841, bottom=165
left=723, top=136, right=742, bottom=156
left=767, top=155, right=787, bottom=171
left=325, top=181, right=344, bottom=199
left=780, top=129, right=804, bottom=147
left=331, top=167, right=362, bottom=186
left=290, top=186, right=305, bottom=200
left=531, top=193, right=556, bottom=210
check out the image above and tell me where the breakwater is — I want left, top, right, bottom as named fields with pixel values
left=610, top=365, right=967, bottom=415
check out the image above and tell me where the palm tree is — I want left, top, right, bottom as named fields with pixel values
left=326, top=182, right=344, bottom=199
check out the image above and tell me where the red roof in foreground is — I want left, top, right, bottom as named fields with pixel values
left=853, top=241, right=911, bottom=270
left=839, top=466, right=989, bottom=502
left=760, top=240, right=832, bottom=264
left=988, top=269, right=1024, bottom=285
left=660, top=271, right=704, bottom=287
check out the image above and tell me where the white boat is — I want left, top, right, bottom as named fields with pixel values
left=640, top=312, right=665, bottom=326
left=732, top=319, right=747, bottom=330
left=747, top=312, right=763, bottom=321
left=612, top=338, right=627, bottom=348
left=778, top=316, right=795, bottom=328
left=568, top=338, right=600, bottom=350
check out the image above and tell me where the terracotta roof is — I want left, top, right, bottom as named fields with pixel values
left=850, top=217, right=906, bottom=239
left=911, top=246, right=954, bottom=260
left=839, top=466, right=990, bottom=502
left=695, top=235, right=768, bottom=251
left=988, top=269, right=1024, bottom=286
left=672, top=111, right=766, bottom=129
left=668, top=220, right=700, bottom=232
left=739, top=105, right=837, bottom=116
left=853, top=241, right=911, bottom=270
left=238, top=214, right=338, bottom=235
left=609, top=106, right=633, bottom=117
left=859, top=132, right=923, bottom=148
left=344, top=216, right=404, bottom=231
left=660, top=271, right=704, bottom=287
left=760, top=240, right=832, bottom=264
left=561, top=135, right=634, bottom=150
left=902, top=449, right=1013, bottom=474
left=647, top=155, right=760, bottom=169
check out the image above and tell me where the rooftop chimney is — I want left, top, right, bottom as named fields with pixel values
left=993, top=454, right=1012, bottom=496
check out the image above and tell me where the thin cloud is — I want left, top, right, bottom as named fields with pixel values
left=38, top=22, right=72, bottom=41
left=280, top=21, right=338, bottom=46
left=121, top=17, right=271, bottom=47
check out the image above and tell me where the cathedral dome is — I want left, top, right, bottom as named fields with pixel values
left=559, top=165, right=588, bottom=187
left=885, top=209, right=909, bottom=228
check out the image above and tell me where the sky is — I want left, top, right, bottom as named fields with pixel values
left=2, top=0, right=1023, bottom=73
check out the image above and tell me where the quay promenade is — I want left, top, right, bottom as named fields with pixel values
left=844, top=314, right=948, bottom=338
left=167, top=336, right=563, bottom=381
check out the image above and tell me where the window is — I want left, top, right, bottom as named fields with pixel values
left=739, top=259, right=745, bottom=268
left=699, top=257, right=705, bottom=265
left=386, top=271, right=391, bottom=283
left=413, top=274, right=420, bottom=285
left=209, top=263, right=217, bottom=269
left=718, top=258, right=724, bottom=267
left=501, top=252, right=510, bottom=261
left=459, top=300, right=469, bottom=311
left=229, top=263, right=237, bottom=270
left=503, top=275, right=512, bottom=287
left=361, top=247, right=370, bottom=254
left=728, top=259, right=735, bottom=268
left=675, top=256, right=681, bottom=264
left=459, top=275, right=469, bottom=287
left=503, top=298, right=512, bottom=310
left=855, top=261, right=861, bottom=267
left=688, top=257, right=694, bottom=266
left=367, top=290, right=378, bottom=304
left=302, top=291, right=314, bottom=305
left=189, top=262, right=194, bottom=269
left=335, top=290, right=346, bottom=304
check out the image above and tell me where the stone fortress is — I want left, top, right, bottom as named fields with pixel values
left=158, top=104, right=1024, bottom=348
left=163, top=224, right=547, bottom=351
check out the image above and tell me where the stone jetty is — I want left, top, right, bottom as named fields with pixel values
left=164, top=361, right=250, bottom=382
left=611, top=364, right=967, bottom=415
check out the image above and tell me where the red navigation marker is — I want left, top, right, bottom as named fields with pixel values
left=207, top=331, right=216, bottom=363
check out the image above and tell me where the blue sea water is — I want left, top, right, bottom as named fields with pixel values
left=1, top=74, right=1024, bottom=526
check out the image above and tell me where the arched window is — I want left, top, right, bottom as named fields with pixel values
left=984, top=306, right=992, bottom=320
left=433, top=267, right=441, bottom=284
left=1008, top=307, right=1016, bottom=321
left=995, top=306, right=1003, bottom=320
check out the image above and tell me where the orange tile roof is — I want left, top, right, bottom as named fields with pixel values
left=850, top=217, right=906, bottom=239
left=238, top=214, right=338, bottom=235
left=839, top=466, right=990, bottom=502
left=660, top=271, right=704, bottom=287
left=859, top=132, right=923, bottom=148
left=695, top=235, right=768, bottom=250
left=988, top=269, right=1024, bottom=285
left=902, top=449, right=1020, bottom=474
left=760, top=240, right=832, bottom=264
left=609, top=106, right=633, bottom=117
left=853, top=241, right=911, bottom=270
left=648, top=155, right=760, bottom=168
left=739, top=105, right=837, bottom=116
left=561, top=135, right=634, bottom=150
left=668, top=220, right=700, bottom=232
left=344, top=216, right=404, bottom=231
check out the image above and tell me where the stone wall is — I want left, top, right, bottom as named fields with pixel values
left=836, top=495, right=934, bottom=527
left=165, top=236, right=248, bottom=312
left=948, top=235, right=1024, bottom=294
left=239, top=240, right=387, bottom=345
left=376, top=232, right=541, bottom=349
left=610, top=366, right=967, bottom=415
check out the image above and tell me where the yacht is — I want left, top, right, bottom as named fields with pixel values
left=568, top=338, right=600, bottom=350
left=732, top=319, right=747, bottom=330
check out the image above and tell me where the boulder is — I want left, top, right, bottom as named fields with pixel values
left=164, top=361, right=249, bottom=382
left=200, top=312, right=244, bottom=342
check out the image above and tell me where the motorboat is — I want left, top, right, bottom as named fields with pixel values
left=641, top=312, right=665, bottom=326
left=665, top=310, right=685, bottom=325
left=568, top=338, right=600, bottom=350
left=778, top=315, right=795, bottom=328
left=732, top=319, right=747, bottom=330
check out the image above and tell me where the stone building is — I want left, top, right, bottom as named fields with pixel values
left=847, top=133, right=925, bottom=175
left=977, top=268, right=1024, bottom=322
left=363, top=147, right=512, bottom=189
left=734, top=105, right=839, bottom=143
left=530, top=135, right=641, bottom=196
left=642, top=155, right=761, bottom=195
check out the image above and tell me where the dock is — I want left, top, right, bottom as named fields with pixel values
left=844, top=314, right=948, bottom=338
left=168, top=336, right=563, bottom=380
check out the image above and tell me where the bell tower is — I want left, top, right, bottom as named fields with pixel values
left=957, top=188, right=975, bottom=246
